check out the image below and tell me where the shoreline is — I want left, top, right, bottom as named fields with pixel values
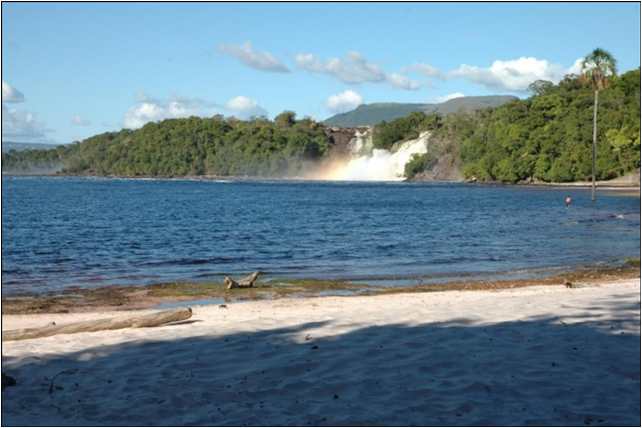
left=3, top=172, right=640, bottom=190
left=3, top=262, right=639, bottom=315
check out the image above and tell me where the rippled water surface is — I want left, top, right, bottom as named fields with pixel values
left=2, top=176, right=640, bottom=294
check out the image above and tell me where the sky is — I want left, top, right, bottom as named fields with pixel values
left=2, top=2, right=640, bottom=144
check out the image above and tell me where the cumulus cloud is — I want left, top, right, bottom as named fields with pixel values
left=2, top=81, right=25, bottom=103
left=449, top=57, right=581, bottom=92
left=404, top=63, right=444, bottom=79
left=124, top=96, right=218, bottom=129
left=296, top=51, right=385, bottom=84
left=2, top=104, right=50, bottom=141
left=71, top=115, right=91, bottom=127
left=326, top=90, right=363, bottom=114
left=387, top=73, right=421, bottom=91
left=567, top=58, right=584, bottom=76
left=296, top=51, right=418, bottom=90
left=225, top=96, right=268, bottom=119
left=122, top=93, right=269, bottom=127
left=219, top=42, right=290, bottom=73
left=433, top=92, right=465, bottom=103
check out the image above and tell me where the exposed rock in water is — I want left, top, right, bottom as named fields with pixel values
left=410, top=152, right=464, bottom=182
left=404, top=130, right=464, bottom=182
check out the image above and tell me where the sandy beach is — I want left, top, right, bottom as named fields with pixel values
left=2, top=278, right=640, bottom=426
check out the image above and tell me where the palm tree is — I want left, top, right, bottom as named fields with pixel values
left=580, top=48, right=617, bottom=201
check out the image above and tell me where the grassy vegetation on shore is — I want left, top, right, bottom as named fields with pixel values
left=3, top=261, right=639, bottom=315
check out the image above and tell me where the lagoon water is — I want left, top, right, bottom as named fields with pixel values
left=2, top=176, right=640, bottom=295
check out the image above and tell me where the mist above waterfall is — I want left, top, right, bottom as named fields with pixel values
left=309, top=129, right=430, bottom=181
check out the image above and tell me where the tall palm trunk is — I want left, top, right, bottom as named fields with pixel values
left=591, top=89, right=599, bottom=201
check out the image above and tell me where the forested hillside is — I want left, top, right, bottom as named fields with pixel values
left=2, top=112, right=330, bottom=177
left=2, top=70, right=639, bottom=183
left=405, top=68, right=640, bottom=182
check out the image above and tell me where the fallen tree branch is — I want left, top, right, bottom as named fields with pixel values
left=2, top=308, right=192, bottom=342
left=225, top=271, right=260, bottom=289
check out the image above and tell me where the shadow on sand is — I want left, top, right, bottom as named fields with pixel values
left=2, top=295, right=640, bottom=426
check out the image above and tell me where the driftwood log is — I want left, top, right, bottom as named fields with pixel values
left=224, top=271, right=261, bottom=289
left=2, top=308, right=192, bottom=342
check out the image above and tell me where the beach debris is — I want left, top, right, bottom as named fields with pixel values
left=225, top=271, right=261, bottom=290
left=2, top=373, right=16, bottom=390
left=2, top=308, right=193, bottom=342
left=219, top=304, right=228, bottom=309
left=564, top=281, right=591, bottom=289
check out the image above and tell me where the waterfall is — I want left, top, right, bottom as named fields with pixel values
left=314, top=130, right=430, bottom=181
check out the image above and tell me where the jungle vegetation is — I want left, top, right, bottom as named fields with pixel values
left=3, top=112, right=330, bottom=177
left=456, top=67, right=639, bottom=182
left=3, top=68, right=639, bottom=183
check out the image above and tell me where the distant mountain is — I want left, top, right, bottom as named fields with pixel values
left=324, top=96, right=518, bottom=127
left=428, top=96, right=519, bottom=115
left=2, top=141, right=61, bottom=153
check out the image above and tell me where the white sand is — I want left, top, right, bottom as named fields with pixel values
left=2, top=279, right=640, bottom=426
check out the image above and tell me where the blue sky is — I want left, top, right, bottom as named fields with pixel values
left=2, top=2, right=640, bottom=144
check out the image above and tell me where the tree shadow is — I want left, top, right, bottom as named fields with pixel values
left=2, top=300, right=640, bottom=426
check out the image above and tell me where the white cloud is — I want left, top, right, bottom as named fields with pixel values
left=296, top=51, right=385, bottom=84
left=2, top=104, right=50, bottom=141
left=123, top=93, right=268, bottom=127
left=225, top=96, right=268, bottom=119
left=433, top=92, right=465, bottom=103
left=404, top=63, right=444, bottom=78
left=71, top=115, right=91, bottom=127
left=123, top=96, right=217, bottom=129
left=296, top=51, right=419, bottom=91
left=449, top=57, right=581, bottom=92
left=387, top=73, right=420, bottom=91
left=2, top=81, right=25, bottom=103
left=1, top=84, right=53, bottom=141
left=294, top=53, right=323, bottom=72
left=219, top=42, right=290, bottom=73
left=567, top=57, right=585, bottom=76
left=326, top=90, right=363, bottom=114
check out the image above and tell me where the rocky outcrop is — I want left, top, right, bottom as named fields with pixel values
left=410, top=153, right=464, bottom=182
left=324, top=127, right=369, bottom=156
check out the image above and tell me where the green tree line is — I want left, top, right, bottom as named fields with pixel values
left=3, top=69, right=639, bottom=183
left=3, top=112, right=330, bottom=177
left=456, top=68, right=640, bottom=183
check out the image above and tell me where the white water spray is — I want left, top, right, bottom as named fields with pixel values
left=317, top=130, right=430, bottom=181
